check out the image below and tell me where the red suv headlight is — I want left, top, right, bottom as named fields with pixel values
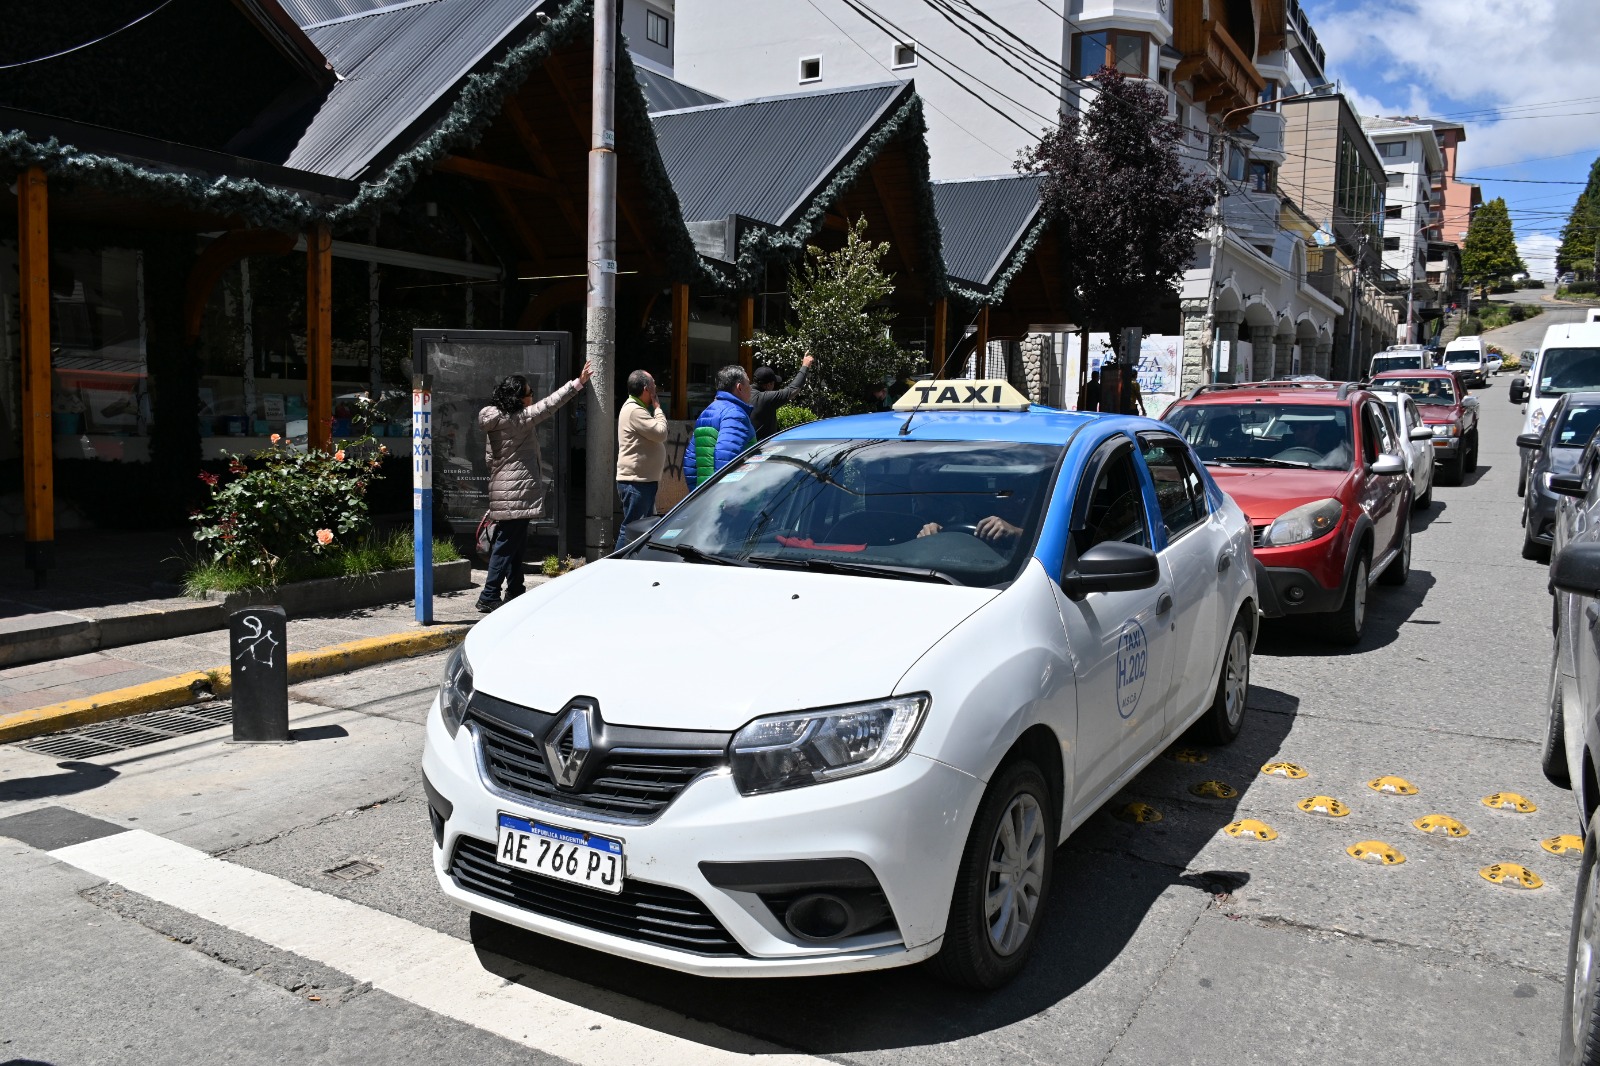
left=1260, top=499, right=1343, bottom=547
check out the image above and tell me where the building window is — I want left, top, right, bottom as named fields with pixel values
left=1379, top=141, right=1407, bottom=158
left=1226, top=144, right=1248, bottom=182
left=1258, top=79, right=1279, bottom=109
left=645, top=9, right=669, bottom=47
left=893, top=42, right=916, bottom=68
left=1383, top=236, right=1401, bottom=251
left=1248, top=161, right=1272, bottom=193
left=1386, top=170, right=1404, bottom=185
left=1071, top=30, right=1148, bottom=78
left=1385, top=205, right=1403, bottom=219
left=799, top=56, right=821, bottom=83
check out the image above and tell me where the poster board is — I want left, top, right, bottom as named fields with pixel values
left=1086, top=333, right=1183, bottom=413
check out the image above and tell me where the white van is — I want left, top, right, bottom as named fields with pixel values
left=1444, top=337, right=1489, bottom=387
left=1369, top=346, right=1428, bottom=377
left=1511, top=321, right=1600, bottom=492
left=1587, top=308, right=1600, bottom=324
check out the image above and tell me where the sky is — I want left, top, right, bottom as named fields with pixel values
left=1303, top=0, right=1600, bottom=278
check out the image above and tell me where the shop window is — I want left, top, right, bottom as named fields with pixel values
left=45, top=247, right=151, bottom=460
left=645, top=9, right=669, bottom=47
left=799, top=56, right=822, bottom=83
left=893, top=42, right=916, bottom=68
left=1071, top=30, right=1148, bottom=78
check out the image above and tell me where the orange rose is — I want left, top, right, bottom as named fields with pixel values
left=335, top=450, right=346, bottom=461
left=315, top=529, right=334, bottom=546
left=270, top=433, right=281, bottom=443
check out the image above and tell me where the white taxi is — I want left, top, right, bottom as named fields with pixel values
left=422, top=381, right=1258, bottom=988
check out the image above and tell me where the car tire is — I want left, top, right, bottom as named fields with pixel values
left=1518, top=461, right=1528, bottom=497
left=1525, top=532, right=1552, bottom=563
left=1464, top=431, right=1479, bottom=473
left=1561, top=808, right=1600, bottom=1065
left=1544, top=656, right=1572, bottom=788
left=1442, top=449, right=1465, bottom=486
left=1380, top=521, right=1411, bottom=586
left=1327, top=551, right=1369, bottom=647
left=1415, top=476, right=1432, bottom=509
left=933, top=760, right=1055, bottom=990
left=1194, top=609, right=1252, bottom=745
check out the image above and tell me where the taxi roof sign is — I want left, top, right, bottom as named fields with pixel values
left=893, top=379, right=1032, bottom=412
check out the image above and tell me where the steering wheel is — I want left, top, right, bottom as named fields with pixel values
left=1271, top=447, right=1324, bottom=463
left=937, top=523, right=981, bottom=537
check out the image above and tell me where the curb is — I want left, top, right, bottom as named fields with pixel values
left=0, top=625, right=469, bottom=745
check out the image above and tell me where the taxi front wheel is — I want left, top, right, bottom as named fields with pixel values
left=933, top=760, right=1056, bottom=990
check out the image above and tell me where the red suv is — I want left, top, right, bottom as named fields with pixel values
left=1370, top=369, right=1480, bottom=484
left=1163, top=381, right=1414, bottom=645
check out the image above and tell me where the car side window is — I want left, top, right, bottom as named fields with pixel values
left=1360, top=404, right=1384, bottom=464
left=1069, top=440, right=1151, bottom=563
left=1404, top=397, right=1422, bottom=434
left=1138, top=433, right=1208, bottom=541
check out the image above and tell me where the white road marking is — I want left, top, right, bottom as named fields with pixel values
left=50, top=830, right=819, bottom=1066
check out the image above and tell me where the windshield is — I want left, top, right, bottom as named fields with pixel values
left=1167, top=403, right=1353, bottom=471
left=1445, top=351, right=1479, bottom=364
left=1376, top=376, right=1456, bottom=405
left=1554, top=404, right=1600, bottom=448
left=634, top=438, right=1062, bottom=588
left=1372, top=355, right=1423, bottom=372
left=1537, top=348, right=1600, bottom=398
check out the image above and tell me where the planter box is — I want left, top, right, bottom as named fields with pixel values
left=206, top=559, right=474, bottom=618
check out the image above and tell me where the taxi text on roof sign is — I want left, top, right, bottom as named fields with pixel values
left=893, top=379, right=1032, bottom=412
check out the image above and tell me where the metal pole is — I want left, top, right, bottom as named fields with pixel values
left=413, top=375, right=434, bottom=624
left=584, top=0, right=618, bottom=560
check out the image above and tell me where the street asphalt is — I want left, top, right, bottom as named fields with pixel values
left=0, top=306, right=1591, bottom=1065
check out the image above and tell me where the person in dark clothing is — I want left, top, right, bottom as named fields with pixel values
left=750, top=353, right=815, bottom=438
left=1083, top=370, right=1102, bottom=412
left=1120, top=363, right=1146, bottom=416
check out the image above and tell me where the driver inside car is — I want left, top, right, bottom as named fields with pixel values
left=915, top=492, right=1029, bottom=543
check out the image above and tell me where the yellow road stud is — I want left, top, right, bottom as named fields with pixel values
left=1347, top=840, right=1405, bottom=865
left=1481, top=792, right=1537, bottom=813
left=1413, top=814, right=1469, bottom=838
left=1480, top=863, right=1543, bottom=889
left=1297, top=795, right=1350, bottom=817
left=1224, top=819, right=1278, bottom=841
left=1261, top=762, right=1308, bottom=779
left=1115, top=802, right=1163, bottom=824
left=1191, top=780, right=1238, bottom=799
left=1542, top=835, right=1584, bottom=856
left=1367, top=775, right=1418, bottom=796
left=1168, top=748, right=1209, bottom=763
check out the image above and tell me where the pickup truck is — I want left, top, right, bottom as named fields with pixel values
left=1371, top=369, right=1481, bottom=484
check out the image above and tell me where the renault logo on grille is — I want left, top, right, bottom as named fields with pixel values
left=544, top=704, right=594, bottom=789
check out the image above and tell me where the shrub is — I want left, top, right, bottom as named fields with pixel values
left=183, top=531, right=459, bottom=594
left=1458, top=317, right=1484, bottom=336
left=1508, top=303, right=1527, bottom=322
left=542, top=554, right=562, bottom=577
left=1565, top=280, right=1598, bottom=295
left=776, top=404, right=820, bottom=430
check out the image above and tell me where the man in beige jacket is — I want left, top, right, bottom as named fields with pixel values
left=615, top=369, right=668, bottom=550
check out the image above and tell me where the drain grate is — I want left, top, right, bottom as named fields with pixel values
left=17, top=703, right=234, bottom=759
left=325, top=860, right=380, bottom=881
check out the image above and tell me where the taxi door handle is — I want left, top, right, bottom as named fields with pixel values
left=1216, top=551, right=1231, bottom=574
left=1157, top=593, right=1174, bottom=615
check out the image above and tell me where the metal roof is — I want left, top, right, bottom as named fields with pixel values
left=285, top=0, right=546, bottom=179
left=636, top=69, right=722, bottom=114
left=650, top=82, right=905, bottom=226
left=279, top=0, right=398, bottom=28
left=931, top=174, right=1044, bottom=289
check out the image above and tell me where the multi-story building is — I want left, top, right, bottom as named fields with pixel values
left=1426, top=120, right=1479, bottom=248
left=1362, top=117, right=1447, bottom=343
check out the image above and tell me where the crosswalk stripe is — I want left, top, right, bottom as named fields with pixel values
left=50, top=829, right=820, bottom=1066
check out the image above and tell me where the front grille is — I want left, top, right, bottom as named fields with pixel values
left=1252, top=524, right=1269, bottom=547
left=448, top=835, right=745, bottom=956
left=476, top=716, right=721, bottom=820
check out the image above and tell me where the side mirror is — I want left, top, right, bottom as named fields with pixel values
left=1063, top=541, right=1161, bottom=600
left=1371, top=454, right=1406, bottom=476
left=1408, top=425, right=1435, bottom=441
left=1517, top=433, right=1544, bottom=450
left=1551, top=474, right=1587, bottom=499
left=1509, top=378, right=1528, bottom=404
left=1552, top=542, right=1600, bottom=595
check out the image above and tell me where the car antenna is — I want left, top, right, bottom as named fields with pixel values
left=899, top=400, right=926, bottom=436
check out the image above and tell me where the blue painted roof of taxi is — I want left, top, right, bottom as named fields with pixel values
left=772, top=408, right=1165, bottom=447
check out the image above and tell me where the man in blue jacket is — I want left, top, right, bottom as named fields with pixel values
left=684, top=366, right=756, bottom=488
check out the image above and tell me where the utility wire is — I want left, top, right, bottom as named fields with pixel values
left=0, top=0, right=178, bottom=70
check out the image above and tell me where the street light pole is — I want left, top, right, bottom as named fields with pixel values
left=584, top=0, right=618, bottom=560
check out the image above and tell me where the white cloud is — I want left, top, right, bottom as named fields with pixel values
left=1517, top=234, right=1561, bottom=280
left=1307, top=0, right=1600, bottom=171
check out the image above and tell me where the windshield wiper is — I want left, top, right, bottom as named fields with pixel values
left=748, top=554, right=960, bottom=585
left=644, top=541, right=754, bottom=567
left=1205, top=455, right=1312, bottom=468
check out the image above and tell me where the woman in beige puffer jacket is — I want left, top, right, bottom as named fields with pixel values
left=475, top=361, right=592, bottom=611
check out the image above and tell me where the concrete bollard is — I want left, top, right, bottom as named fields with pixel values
left=230, top=606, right=290, bottom=743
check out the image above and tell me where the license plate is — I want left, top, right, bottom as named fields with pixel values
left=495, top=813, right=624, bottom=894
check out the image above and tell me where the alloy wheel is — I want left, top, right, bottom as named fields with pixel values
left=1573, top=851, right=1600, bottom=1052
left=1353, top=561, right=1368, bottom=633
left=1223, top=629, right=1250, bottom=728
left=986, top=793, right=1047, bottom=956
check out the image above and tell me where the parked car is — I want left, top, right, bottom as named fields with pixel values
left=1516, top=393, right=1600, bottom=561
left=1443, top=336, right=1490, bottom=387
left=1367, top=386, right=1436, bottom=508
left=1164, top=380, right=1413, bottom=645
left=1510, top=321, right=1600, bottom=498
left=1370, top=369, right=1481, bottom=485
left=1485, top=349, right=1505, bottom=376
left=1560, top=271, right=1577, bottom=287
left=424, top=382, right=1258, bottom=987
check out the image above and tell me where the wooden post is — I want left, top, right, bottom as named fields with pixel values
left=931, top=297, right=948, bottom=376
left=671, top=281, right=690, bottom=420
left=737, top=294, right=755, bottom=374
left=18, top=166, right=53, bottom=584
left=974, top=305, right=990, bottom=377
left=305, top=222, right=333, bottom=451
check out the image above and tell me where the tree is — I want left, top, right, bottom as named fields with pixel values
left=750, top=217, right=919, bottom=418
left=1461, top=197, right=1525, bottom=292
left=1015, top=66, right=1216, bottom=336
left=1556, top=157, right=1600, bottom=281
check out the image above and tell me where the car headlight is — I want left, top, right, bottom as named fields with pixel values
left=439, top=646, right=473, bottom=738
left=729, top=695, right=929, bottom=795
left=1260, top=499, right=1343, bottom=547
left=1533, top=408, right=1548, bottom=431
left=1430, top=422, right=1459, bottom=438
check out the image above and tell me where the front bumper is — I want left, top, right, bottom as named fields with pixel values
left=422, top=698, right=983, bottom=977
left=1425, top=431, right=1461, bottom=458
left=1250, top=562, right=1346, bottom=616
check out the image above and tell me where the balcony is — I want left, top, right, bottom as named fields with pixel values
left=1221, top=189, right=1281, bottom=245
left=1248, top=108, right=1286, bottom=160
left=1174, top=5, right=1266, bottom=121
